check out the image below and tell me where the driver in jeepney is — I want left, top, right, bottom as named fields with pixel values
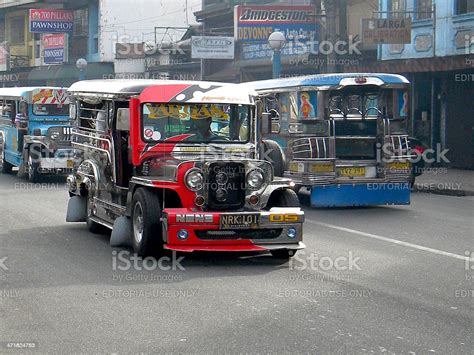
left=15, top=101, right=28, bottom=151
left=190, top=117, right=220, bottom=141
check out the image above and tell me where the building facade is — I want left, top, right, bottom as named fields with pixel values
left=0, top=0, right=200, bottom=87
left=371, top=0, right=474, bottom=169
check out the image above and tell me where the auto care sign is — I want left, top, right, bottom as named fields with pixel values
left=29, top=9, right=74, bottom=33
left=42, top=34, right=67, bottom=65
left=234, top=5, right=318, bottom=61
left=191, top=36, right=235, bottom=59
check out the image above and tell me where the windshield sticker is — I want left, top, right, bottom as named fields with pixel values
left=32, top=89, right=69, bottom=105
left=145, top=104, right=229, bottom=121
left=398, top=91, right=409, bottom=117
left=298, top=91, right=317, bottom=119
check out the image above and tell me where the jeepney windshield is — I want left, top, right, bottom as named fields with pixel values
left=33, top=103, right=69, bottom=117
left=141, top=103, right=251, bottom=143
left=327, top=87, right=408, bottom=120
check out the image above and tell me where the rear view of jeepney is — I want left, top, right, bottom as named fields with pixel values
left=65, top=80, right=304, bottom=258
left=250, top=74, right=412, bottom=207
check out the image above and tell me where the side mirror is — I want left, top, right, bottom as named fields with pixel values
left=261, top=112, right=271, bottom=135
left=116, top=108, right=130, bottom=131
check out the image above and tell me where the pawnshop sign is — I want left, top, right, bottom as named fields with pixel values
left=29, top=9, right=74, bottom=34
left=42, top=34, right=67, bottom=65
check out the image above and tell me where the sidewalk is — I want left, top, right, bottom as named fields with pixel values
left=413, top=168, right=474, bottom=196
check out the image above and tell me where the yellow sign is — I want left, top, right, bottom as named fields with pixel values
left=309, top=163, right=334, bottom=173
left=146, top=104, right=229, bottom=120
left=339, top=167, right=366, bottom=177
left=269, top=214, right=299, bottom=223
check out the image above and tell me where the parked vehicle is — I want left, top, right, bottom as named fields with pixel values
left=0, top=87, right=73, bottom=182
left=65, top=80, right=305, bottom=258
left=247, top=74, right=413, bottom=207
left=408, top=137, right=429, bottom=186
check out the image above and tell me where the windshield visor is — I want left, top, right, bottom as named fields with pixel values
left=141, top=103, right=251, bottom=143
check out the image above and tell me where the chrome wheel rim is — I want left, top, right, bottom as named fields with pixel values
left=133, top=202, right=144, bottom=244
left=28, top=155, right=33, bottom=179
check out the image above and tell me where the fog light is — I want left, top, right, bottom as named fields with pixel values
left=249, top=195, right=259, bottom=205
left=195, top=195, right=205, bottom=207
left=287, top=227, right=297, bottom=239
left=215, top=188, right=228, bottom=202
left=177, top=229, right=188, bottom=240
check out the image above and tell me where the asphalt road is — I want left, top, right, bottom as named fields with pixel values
left=0, top=173, right=473, bottom=354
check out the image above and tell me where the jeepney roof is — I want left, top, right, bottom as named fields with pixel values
left=246, top=73, right=410, bottom=92
left=0, top=87, right=66, bottom=101
left=68, top=80, right=256, bottom=105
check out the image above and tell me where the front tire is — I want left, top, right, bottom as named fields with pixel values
left=0, top=146, right=13, bottom=174
left=262, top=140, right=285, bottom=177
left=86, top=193, right=103, bottom=234
left=267, top=189, right=300, bottom=208
left=132, top=188, right=163, bottom=256
left=27, top=150, right=40, bottom=183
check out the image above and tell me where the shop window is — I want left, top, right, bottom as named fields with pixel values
left=74, top=8, right=89, bottom=36
left=389, top=0, right=406, bottom=18
left=456, top=0, right=474, bottom=15
left=10, top=16, right=25, bottom=44
left=416, top=0, right=433, bottom=20
left=0, top=20, right=5, bottom=42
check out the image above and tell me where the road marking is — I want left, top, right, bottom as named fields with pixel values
left=306, top=219, right=474, bottom=262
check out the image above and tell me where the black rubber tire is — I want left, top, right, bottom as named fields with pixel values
left=0, top=147, right=13, bottom=174
left=132, top=188, right=163, bottom=257
left=268, top=189, right=300, bottom=208
left=27, top=147, right=40, bottom=183
left=262, top=140, right=285, bottom=177
left=86, top=193, right=103, bottom=234
left=271, top=249, right=297, bottom=260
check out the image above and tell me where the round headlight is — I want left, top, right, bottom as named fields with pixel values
left=185, top=169, right=204, bottom=191
left=247, top=169, right=264, bottom=190
left=215, top=172, right=228, bottom=185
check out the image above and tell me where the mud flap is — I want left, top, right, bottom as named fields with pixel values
left=110, top=216, right=132, bottom=247
left=66, top=196, right=87, bottom=222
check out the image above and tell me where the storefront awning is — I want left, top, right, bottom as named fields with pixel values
left=28, top=62, right=114, bottom=82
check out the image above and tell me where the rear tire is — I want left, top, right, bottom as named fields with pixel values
left=132, top=188, right=163, bottom=256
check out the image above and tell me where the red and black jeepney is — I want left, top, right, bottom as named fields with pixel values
left=66, top=80, right=305, bottom=258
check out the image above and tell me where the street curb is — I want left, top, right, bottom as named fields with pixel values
left=412, top=186, right=474, bottom=197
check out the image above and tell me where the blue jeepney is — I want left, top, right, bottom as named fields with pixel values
left=0, top=87, right=73, bottom=182
left=248, top=74, right=412, bottom=207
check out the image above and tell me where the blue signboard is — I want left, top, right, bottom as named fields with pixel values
left=29, top=9, right=74, bottom=34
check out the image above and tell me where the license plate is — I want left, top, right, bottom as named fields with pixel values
left=388, top=162, right=410, bottom=170
left=339, top=167, right=366, bottom=177
left=310, top=163, right=334, bottom=173
left=289, top=162, right=304, bottom=173
left=67, top=160, right=74, bottom=168
left=220, top=213, right=259, bottom=229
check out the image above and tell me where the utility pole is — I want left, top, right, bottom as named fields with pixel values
left=324, top=0, right=338, bottom=73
